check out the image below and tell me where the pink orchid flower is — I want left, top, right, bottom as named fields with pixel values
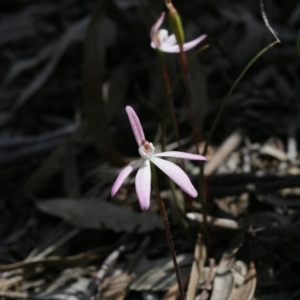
left=111, top=106, right=206, bottom=211
left=150, top=12, right=207, bottom=53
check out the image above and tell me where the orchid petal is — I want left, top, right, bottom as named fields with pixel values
left=153, top=151, right=206, bottom=161
left=150, top=12, right=165, bottom=41
left=164, top=34, right=177, bottom=45
left=150, top=41, right=157, bottom=49
left=111, top=160, right=142, bottom=197
left=135, top=159, right=151, bottom=211
left=126, top=106, right=145, bottom=145
left=150, top=157, right=198, bottom=197
left=159, top=34, right=207, bottom=53
left=181, top=34, right=207, bottom=51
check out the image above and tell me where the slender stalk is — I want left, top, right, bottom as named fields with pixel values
left=157, top=54, right=191, bottom=239
left=171, top=44, right=210, bottom=93
left=151, top=164, right=185, bottom=300
left=158, top=52, right=184, bottom=157
left=179, top=51, right=200, bottom=149
left=164, top=1, right=209, bottom=239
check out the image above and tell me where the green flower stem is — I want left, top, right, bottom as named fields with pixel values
left=158, top=51, right=183, bottom=155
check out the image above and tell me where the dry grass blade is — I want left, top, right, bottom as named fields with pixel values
left=83, top=0, right=125, bottom=166
left=36, top=267, right=91, bottom=299
left=0, top=247, right=110, bottom=272
left=0, top=291, right=28, bottom=299
left=101, top=273, right=134, bottom=300
left=186, top=234, right=206, bottom=300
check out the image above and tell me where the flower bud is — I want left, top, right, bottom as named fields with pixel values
left=165, top=0, right=185, bottom=46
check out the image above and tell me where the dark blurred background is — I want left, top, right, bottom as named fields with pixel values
left=1, top=0, right=300, bottom=299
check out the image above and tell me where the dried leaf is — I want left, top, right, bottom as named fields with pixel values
left=101, top=271, right=133, bottom=300
left=210, top=235, right=243, bottom=300
left=209, top=256, right=234, bottom=300
left=36, top=199, right=163, bottom=233
left=186, top=235, right=206, bottom=300
left=229, top=262, right=256, bottom=300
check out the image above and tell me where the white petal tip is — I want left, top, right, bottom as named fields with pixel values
left=125, top=106, right=145, bottom=145
left=111, top=187, right=117, bottom=198
left=190, top=191, right=198, bottom=198
left=125, top=106, right=132, bottom=112
left=186, top=185, right=198, bottom=198
left=139, top=203, right=150, bottom=211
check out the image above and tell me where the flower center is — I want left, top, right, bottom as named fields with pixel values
left=154, top=29, right=169, bottom=47
left=139, top=140, right=155, bottom=159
